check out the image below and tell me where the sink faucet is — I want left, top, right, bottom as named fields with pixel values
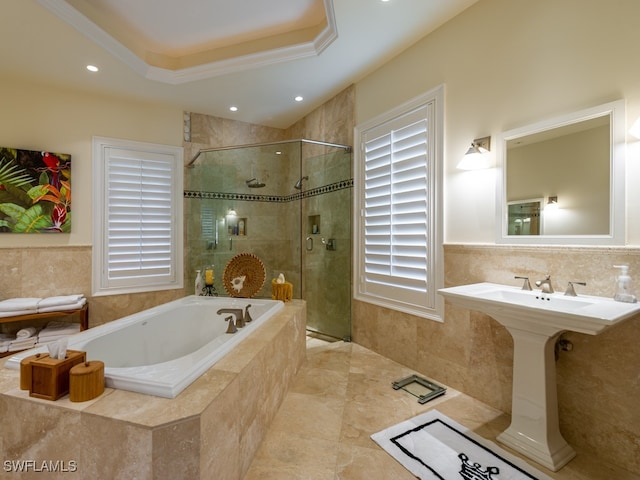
left=217, top=308, right=245, bottom=328
left=535, top=275, right=554, bottom=293
left=565, top=281, right=586, bottom=297
left=514, top=276, right=532, bottom=291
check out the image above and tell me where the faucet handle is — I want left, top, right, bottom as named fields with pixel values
left=564, top=281, right=586, bottom=297
left=244, top=304, right=253, bottom=323
left=514, top=276, right=532, bottom=291
left=225, top=315, right=237, bottom=334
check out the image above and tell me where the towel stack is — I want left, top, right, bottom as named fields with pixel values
left=0, top=333, right=15, bottom=353
left=37, top=321, right=81, bottom=346
left=0, top=294, right=86, bottom=318
left=7, top=327, right=39, bottom=351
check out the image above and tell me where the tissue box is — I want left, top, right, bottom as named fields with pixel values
left=29, top=350, right=86, bottom=400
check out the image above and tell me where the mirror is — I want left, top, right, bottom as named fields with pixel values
left=496, top=100, right=626, bottom=245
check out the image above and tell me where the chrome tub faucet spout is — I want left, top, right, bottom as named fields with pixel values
left=535, top=275, right=554, bottom=293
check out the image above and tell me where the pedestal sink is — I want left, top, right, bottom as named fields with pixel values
left=438, top=282, right=640, bottom=471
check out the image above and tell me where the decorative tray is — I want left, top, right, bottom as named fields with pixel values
left=222, top=253, right=266, bottom=298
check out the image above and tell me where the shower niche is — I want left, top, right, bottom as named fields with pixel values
left=186, top=139, right=353, bottom=340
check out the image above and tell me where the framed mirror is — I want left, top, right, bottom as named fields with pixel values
left=496, top=100, right=626, bottom=245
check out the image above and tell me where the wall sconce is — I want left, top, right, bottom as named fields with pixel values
left=629, top=117, right=640, bottom=139
left=457, top=136, right=491, bottom=170
left=546, top=196, right=558, bottom=210
left=225, top=208, right=238, bottom=221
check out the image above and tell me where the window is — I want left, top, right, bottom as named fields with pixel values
left=92, top=137, right=183, bottom=296
left=354, top=85, right=444, bottom=321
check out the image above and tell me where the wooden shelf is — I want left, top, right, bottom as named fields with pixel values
left=0, top=304, right=88, bottom=358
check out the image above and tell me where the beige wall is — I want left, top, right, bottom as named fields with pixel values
left=353, top=0, right=640, bottom=473
left=356, top=0, right=640, bottom=245
left=0, top=77, right=185, bottom=325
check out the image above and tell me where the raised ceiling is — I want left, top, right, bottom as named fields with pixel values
left=1, top=0, right=478, bottom=128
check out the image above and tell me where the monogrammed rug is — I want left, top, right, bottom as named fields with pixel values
left=371, top=410, right=552, bottom=480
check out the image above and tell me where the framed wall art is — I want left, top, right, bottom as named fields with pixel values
left=0, top=147, right=71, bottom=233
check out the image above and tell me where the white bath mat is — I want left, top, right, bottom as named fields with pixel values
left=371, top=410, right=553, bottom=480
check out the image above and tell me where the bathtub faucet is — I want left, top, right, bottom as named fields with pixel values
left=244, top=304, right=253, bottom=323
left=217, top=308, right=245, bottom=328
left=224, top=315, right=237, bottom=334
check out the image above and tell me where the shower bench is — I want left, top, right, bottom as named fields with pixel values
left=0, top=303, right=88, bottom=358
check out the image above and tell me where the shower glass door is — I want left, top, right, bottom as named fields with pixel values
left=185, top=140, right=352, bottom=340
left=300, top=142, right=352, bottom=340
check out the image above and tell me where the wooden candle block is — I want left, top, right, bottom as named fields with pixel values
left=29, top=350, right=86, bottom=400
left=20, top=353, right=46, bottom=390
left=69, top=360, right=105, bottom=402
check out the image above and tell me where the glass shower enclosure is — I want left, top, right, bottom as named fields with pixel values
left=185, top=139, right=352, bottom=341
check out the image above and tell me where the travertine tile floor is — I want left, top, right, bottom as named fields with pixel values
left=244, top=338, right=639, bottom=480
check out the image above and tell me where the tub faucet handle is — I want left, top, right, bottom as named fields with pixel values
left=515, top=276, right=532, bottom=291
left=244, top=304, right=253, bottom=323
left=225, top=315, right=237, bottom=334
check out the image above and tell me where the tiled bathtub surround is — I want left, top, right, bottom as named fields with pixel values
left=353, top=244, right=640, bottom=475
left=0, top=301, right=306, bottom=479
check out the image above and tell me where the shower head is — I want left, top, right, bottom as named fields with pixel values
left=294, top=176, right=309, bottom=190
left=246, top=178, right=266, bottom=188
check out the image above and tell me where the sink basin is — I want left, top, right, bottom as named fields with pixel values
left=438, top=282, right=640, bottom=471
left=438, top=282, right=640, bottom=336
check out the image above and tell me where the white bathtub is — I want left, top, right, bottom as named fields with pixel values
left=5, top=296, right=284, bottom=398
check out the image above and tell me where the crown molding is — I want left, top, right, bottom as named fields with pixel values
left=36, top=0, right=338, bottom=85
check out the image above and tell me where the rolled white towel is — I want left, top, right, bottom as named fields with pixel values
left=37, top=298, right=86, bottom=314
left=0, top=297, right=41, bottom=312
left=16, top=327, right=37, bottom=338
left=37, top=294, right=85, bottom=309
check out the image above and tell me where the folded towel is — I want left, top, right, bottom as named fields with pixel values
left=0, top=345, right=7, bottom=353
left=9, top=338, right=37, bottom=351
left=38, top=325, right=81, bottom=339
left=0, top=339, right=14, bottom=347
left=37, top=294, right=85, bottom=309
left=0, top=297, right=41, bottom=312
left=37, top=298, right=86, bottom=314
left=16, top=327, right=37, bottom=338
left=0, top=310, right=39, bottom=318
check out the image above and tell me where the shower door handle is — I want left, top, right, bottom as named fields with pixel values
left=306, top=236, right=313, bottom=251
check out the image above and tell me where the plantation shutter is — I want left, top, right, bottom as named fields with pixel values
left=106, top=148, right=175, bottom=282
left=93, top=138, right=183, bottom=296
left=358, top=99, right=438, bottom=313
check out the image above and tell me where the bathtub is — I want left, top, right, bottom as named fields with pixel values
left=5, top=295, right=284, bottom=398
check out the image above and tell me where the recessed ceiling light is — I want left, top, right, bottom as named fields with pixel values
left=86, top=65, right=99, bottom=72
left=294, top=96, right=304, bottom=102
left=229, top=106, right=238, bottom=112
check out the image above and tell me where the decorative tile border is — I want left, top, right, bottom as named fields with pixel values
left=184, top=178, right=353, bottom=202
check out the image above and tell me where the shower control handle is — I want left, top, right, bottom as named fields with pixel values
left=306, top=236, right=313, bottom=251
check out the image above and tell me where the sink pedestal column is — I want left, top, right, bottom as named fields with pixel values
left=496, top=326, right=576, bottom=472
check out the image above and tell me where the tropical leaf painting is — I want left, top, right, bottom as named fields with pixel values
left=0, top=147, right=71, bottom=233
